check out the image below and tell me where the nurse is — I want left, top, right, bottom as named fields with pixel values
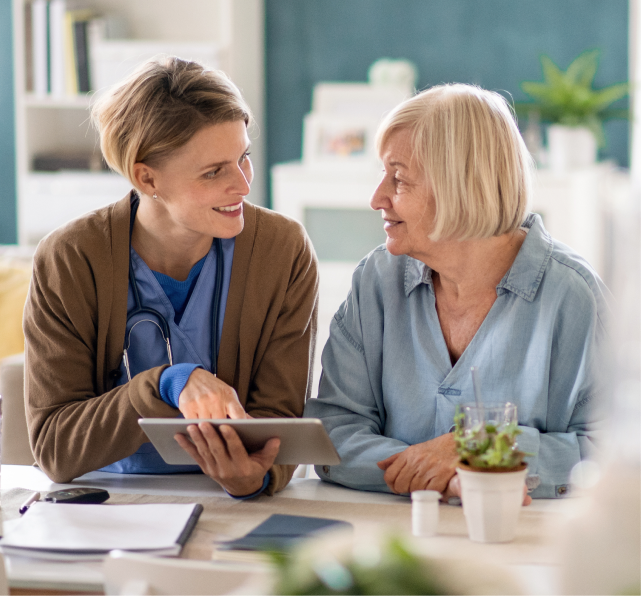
left=24, top=57, right=319, bottom=498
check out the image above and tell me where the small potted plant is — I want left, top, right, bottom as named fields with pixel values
left=517, top=49, right=628, bottom=171
left=454, top=402, right=530, bottom=543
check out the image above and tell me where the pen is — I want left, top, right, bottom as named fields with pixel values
left=18, top=491, right=41, bottom=515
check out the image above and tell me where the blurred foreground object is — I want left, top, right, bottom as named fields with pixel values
left=557, top=176, right=640, bottom=595
left=270, top=529, right=522, bottom=595
left=103, top=550, right=269, bottom=595
left=517, top=49, right=628, bottom=171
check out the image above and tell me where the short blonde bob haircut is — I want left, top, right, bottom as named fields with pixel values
left=376, top=84, right=533, bottom=241
left=92, top=56, right=252, bottom=187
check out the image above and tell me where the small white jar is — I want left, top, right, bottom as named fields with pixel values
left=411, top=490, right=440, bottom=537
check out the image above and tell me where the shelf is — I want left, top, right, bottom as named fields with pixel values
left=13, top=0, right=265, bottom=244
left=24, top=94, right=93, bottom=109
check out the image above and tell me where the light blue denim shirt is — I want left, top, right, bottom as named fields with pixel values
left=304, top=214, right=610, bottom=499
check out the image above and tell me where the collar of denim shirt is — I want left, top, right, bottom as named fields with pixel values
left=404, top=213, right=553, bottom=302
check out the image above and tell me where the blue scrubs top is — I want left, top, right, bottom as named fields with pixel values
left=100, top=238, right=235, bottom=474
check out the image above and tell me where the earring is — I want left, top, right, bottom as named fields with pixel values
left=152, top=193, right=158, bottom=200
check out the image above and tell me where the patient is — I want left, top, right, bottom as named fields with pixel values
left=304, top=84, right=609, bottom=499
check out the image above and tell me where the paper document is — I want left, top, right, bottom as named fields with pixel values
left=0, top=502, right=202, bottom=561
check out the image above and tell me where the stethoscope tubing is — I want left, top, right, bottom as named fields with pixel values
left=122, top=195, right=224, bottom=381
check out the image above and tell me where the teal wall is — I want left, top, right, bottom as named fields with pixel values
left=0, top=0, right=17, bottom=244
left=266, top=0, right=629, bottom=197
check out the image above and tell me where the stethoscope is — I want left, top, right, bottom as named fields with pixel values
left=122, top=195, right=224, bottom=381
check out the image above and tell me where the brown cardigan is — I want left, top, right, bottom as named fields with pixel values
left=24, top=194, right=319, bottom=492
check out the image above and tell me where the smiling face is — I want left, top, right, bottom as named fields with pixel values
left=140, top=120, right=253, bottom=240
left=370, top=128, right=436, bottom=260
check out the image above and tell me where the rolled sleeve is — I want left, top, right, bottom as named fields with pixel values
left=159, top=364, right=203, bottom=409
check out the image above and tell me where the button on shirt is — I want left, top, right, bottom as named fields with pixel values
left=304, top=214, right=610, bottom=498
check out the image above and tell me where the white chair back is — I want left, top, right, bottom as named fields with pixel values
left=103, top=551, right=270, bottom=595
left=0, top=353, right=35, bottom=465
left=0, top=552, right=8, bottom=596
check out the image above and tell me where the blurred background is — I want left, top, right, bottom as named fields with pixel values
left=0, top=0, right=639, bottom=401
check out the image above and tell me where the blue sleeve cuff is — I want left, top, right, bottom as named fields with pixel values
left=226, top=472, right=271, bottom=500
left=159, top=364, right=203, bottom=408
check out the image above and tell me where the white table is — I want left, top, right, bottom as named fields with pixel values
left=2, top=465, right=566, bottom=594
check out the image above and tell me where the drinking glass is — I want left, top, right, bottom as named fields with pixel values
left=460, top=402, right=517, bottom=436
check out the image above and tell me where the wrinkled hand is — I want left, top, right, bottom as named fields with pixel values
left=443, top=475, right=532, bottom=506
left=377, top=433, right=459, bottom=494
left=178, top=368, right=250, bottom=419
left=175, top=423, right=280, bottom=496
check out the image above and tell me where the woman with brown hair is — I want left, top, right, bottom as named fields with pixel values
left=24, top=56, right=318, bottom=498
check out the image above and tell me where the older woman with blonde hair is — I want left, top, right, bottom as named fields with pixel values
left=305, top=84, right=608, bottom=500
left=24, top=56, right=318, bottom=498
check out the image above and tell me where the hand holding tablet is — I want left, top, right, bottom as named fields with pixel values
left=139, top=418, right=340, bottom=467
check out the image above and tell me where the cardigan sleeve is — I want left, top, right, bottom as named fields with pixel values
left=242, top=214, right=320, bottom=494
left=23, top=222, right=177, bottom=484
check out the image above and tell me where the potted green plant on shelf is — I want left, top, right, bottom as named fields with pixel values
left=454, top=402, right=530, bottom=543
left=517, top=49, right=628, bottom=171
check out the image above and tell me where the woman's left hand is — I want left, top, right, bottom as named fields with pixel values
left=377, top=433, right=459, bottom=494
left=174, top=423, right=280, bottom=497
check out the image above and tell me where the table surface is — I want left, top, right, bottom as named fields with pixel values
left=1, top=465, right=570, bottom=594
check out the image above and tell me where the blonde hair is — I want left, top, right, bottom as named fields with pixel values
left=92, top=56, right=252, bottom=187
left=376, top=84, right=533, bottom=241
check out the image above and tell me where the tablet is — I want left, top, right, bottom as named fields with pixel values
left=138, top=418, right=341, bottom=466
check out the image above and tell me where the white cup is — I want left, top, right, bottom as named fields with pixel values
left=411, top=490, right=440, bottom=537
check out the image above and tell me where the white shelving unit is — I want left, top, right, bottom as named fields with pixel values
left=272, top=160, right=631, bottom=281
left=12, top=0, right=265, bottom=245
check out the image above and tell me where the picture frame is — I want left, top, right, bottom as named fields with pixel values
left=302, top=82, right=410, bottom=167
left=302, top=113, right=380, bottom=167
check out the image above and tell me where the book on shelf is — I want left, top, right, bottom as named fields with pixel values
left=73, top=17, right=90, bottom=92
left=24, top=1, right=220, bottom=100
left=32, top=152, right=108, bottom=172
left=23, top=0, right=34, bottom=92
left=30, top=0, right=48, bottom=96
left=27, top=0, right=94, bottom=98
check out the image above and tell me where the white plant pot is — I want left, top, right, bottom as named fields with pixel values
left=457, top=464, right=528, bottom=543
left=547, top=124, right=598, bottom=172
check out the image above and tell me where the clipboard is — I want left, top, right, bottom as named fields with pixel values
left=139, top=417, right=341, bottom=466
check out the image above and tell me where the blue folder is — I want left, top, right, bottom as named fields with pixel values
left=220, top=514, right=352, bottom=552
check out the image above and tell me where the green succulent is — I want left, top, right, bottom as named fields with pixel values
left=454, top=406, right=530, bottom=470
left=517, top=49, right=628, bottom=148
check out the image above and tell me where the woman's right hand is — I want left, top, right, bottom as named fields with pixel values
left=178, top=368, right=249, bottom=419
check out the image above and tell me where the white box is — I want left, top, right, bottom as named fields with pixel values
left=88, top=21, right=219, bottom=94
